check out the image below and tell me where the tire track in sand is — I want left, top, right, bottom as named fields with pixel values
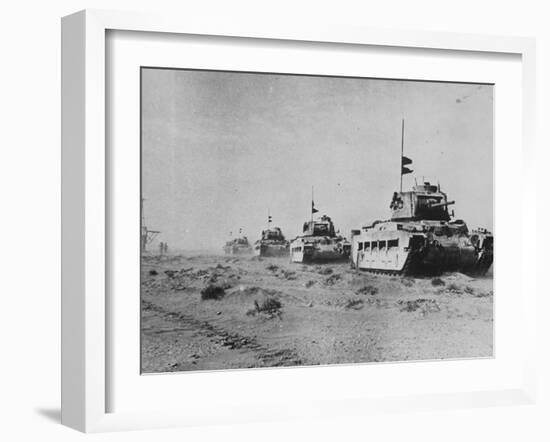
left=142, top=299, right=306, bottom=367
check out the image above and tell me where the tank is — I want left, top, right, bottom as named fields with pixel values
left=223, top=236, right=252, bottom=255
left=253, top=226, right=290, bottom=257
left=350, top=181, right=493, bottom=276
left=290, top=215, right=351, bottom=263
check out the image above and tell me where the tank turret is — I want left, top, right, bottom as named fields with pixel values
left=301, top=215, right=336, bottom=237
left=390, top=182, right=455, bottom=222
left=260, top=227, right=286, bottom=242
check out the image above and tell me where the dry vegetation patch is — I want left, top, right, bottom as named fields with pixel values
left=397, top=298, right=440, bottom=314
left=464, top=286, right=475, bottom=295
left=473, top=290, right=493, bottom=298
left=247, top=296, right=283, bottom=319
left=344, top=299, right=365, bottom=310
left=324, top=274, right=342, bottom=286
left=356, top=285, right=378, bottom=296
left=200, top=284, right=225, bottom=300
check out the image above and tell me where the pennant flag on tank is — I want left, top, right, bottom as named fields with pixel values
left=312, top=200, right=319, bottom=214
left=400, top=119, right=413, bottom=192
left=402, top=155, right=413, bottom=175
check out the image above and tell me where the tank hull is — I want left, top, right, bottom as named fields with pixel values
left=290, top=237, right=350, bottom=263
left=253, top=242, right=289, bottom=257
left=350, top=221, right=492, bottom=276
left=223, top=245, right=253, bottom=255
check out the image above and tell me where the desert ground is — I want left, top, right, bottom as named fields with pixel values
left=141, top=253, right=493, bottom=373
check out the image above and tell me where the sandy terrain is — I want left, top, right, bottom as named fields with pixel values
left=141, top=253, right=493, bottom=373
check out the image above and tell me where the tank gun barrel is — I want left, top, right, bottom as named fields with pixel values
left=427, top=200, right=455, bottom=209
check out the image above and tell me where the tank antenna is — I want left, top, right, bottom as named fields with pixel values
left=400, top=119, right=405, bottom=192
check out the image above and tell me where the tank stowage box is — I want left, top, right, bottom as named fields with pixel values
left=350, top=182, right=493, bottom=276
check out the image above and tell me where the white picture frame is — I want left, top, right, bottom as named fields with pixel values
left=61, top=9, right=537, bottom=433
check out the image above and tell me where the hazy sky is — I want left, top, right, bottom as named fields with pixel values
left=141, top=68, right=493, bottom=251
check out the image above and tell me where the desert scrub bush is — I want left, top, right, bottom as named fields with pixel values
left=247, top=297, right=283, bottom=317
left=281, top=270, right=297, bottom=280
left=200, top=284, right=225, bottom=300
left=356, top=285, right=378, bottom=296
left=324, top=274, right=342, bottom=286
left=474, top=290, right=493, bottom=298
left=215, top=263, right=232, bottom=271
left=148, top=269, right=158, bottom=276
left=164, top=269, right=177, bottom=278
left=431, top=277, right=445, bottom=286
left=397, top=298, right=440, bottom=313
left=266, top=264, right=279, bottom=272
left=447, top=283, right=462, bottom=293
left=241, top=286, right=281, bottom=297
left=344, top=299, right=364, bottom=310
left=304, top=280, right=316, bottom=288
left=255, top=297, right=282, bottom=312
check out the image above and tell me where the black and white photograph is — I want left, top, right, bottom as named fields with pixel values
left=4, top=0, right=548, bottom=439
left=140, top=67, right=494, bottom=373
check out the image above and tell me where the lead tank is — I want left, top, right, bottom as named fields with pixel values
left=350, top=181, right=493, bottom=276
left=290, top=215, right=351, bottom=263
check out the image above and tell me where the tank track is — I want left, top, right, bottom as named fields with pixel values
left=351, top=247, right=492, bottom=277
left=471, top=249, right=493, bottom=276
left=350, top=250, right=418, bottom=277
